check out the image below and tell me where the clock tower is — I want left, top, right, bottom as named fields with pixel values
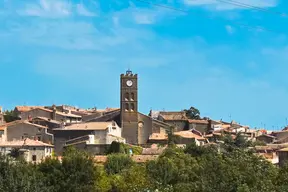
left=120, top=69, right=139, bottom=144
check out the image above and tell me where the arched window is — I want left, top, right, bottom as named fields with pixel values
left=131, top=103, right=135, bottom=111
left=131, top=92, right=135, bottom=101
left=125, top=92, right=129, bottom=101
left=125, top=103, right=129, bottom=111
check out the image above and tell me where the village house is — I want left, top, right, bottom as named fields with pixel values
left=256, top=134, right=277, bottom=144
left=174, top=130, right=208, bottom=146
left=13, top=106, right=43, bottom=119
left=278, top=147, right=288, bottom=167
left=53, top=121, right=125, bottom=155
left=1, top=120, right=53, bottom=144
left=31, top=116, right=62, bottom=131
left=0, top=138, right=53, bottom=163
left=20, top=106, right=82, bottom=124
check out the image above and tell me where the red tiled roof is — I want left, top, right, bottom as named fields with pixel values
left=188, top=119, right=209, bottom=124
left=15, top=106, right=44, bottom=112
left=159, top=111, right=187, bottom=121
left=174, top=130, right=206, bottom=140
left=149, top=133, right=168, bottom=140
left=0, top=138, right=53, bottom=147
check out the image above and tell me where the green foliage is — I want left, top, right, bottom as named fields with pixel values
left=251, top=140, right=267, bottom=147
left=106, top=141, right=143, bottom=155
left=105, top=153, right=134, bottom=175
left=61, top=147, right=97, bottom=192
left=184, top=106, right=201, bottom=120
left=9, top=148, right=21, bottom=159
left=3, top=110, right=19, bottom=123
left=0, top=143, right=287, bottom=192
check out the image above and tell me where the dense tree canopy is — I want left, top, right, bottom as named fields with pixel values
left=184, top=106, right=201, bottom=120
left=0, top=143, right=287, bottom=192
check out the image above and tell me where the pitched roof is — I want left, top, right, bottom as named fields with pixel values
left=0, top=120, right=47, bottom=129
left=0, top=138, right=53, bottom=147
left=96, top=108, right=120, bottom=113
left=25, top=107, right=82, bottom=118
left=33, top=116, right=61, bottom=124
left=149, top=133, right=168, bottom=140
left=256, top=134, right=276, bottom=139
left=54, top=121, right=114, bottom=131
left=159, top=111, right=187, bottom=121
left=174, top=130, right=206, bottom=140
left=278, top=147, right=288, bottom=152
left=188, top=119, right=209, bottom=124
left=15, top=106, right=44, bottom=113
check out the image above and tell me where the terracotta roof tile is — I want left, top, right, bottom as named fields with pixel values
left=15, top=106, right=44, bottom=112
left=149, top=133, right=168, bottom=140
left=188, top=119, right=209, bottom=124
left=54, top=121, right=115, bottom=131
left=0, top=138, right=53, bottom=147
left=159, top=111, right=187, bottom=121
left=0, top=120, right=48, bottom=129
left=174, top=130, right=206, bottom=140
left=33, top=117, right=61, bottom=124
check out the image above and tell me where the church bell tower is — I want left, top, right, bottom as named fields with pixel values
left=120, top=69, right=139, bottom=144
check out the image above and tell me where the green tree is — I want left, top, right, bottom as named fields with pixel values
left=37, top=158, right=64, bottom=192
left=105, top=153, right=133, bottom=175
left=3, top=110, right=19, bottom=123
left=184, top=107, right=201, bottom=120
left=61, top=147, right=98, bottom=192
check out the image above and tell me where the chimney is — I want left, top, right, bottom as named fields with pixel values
left=52, top=105, right=56, bottom=120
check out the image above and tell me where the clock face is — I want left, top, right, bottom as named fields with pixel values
left=126, top=80, right=133, bottom=87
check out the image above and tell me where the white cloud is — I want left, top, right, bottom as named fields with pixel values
left=22, top=0, right=71, bottom=18
left=225, top=25, right=234, bottom=34
left=134, top=14, right=155, bottom=24
left=76, top=3, right=96, bottom=17
left=19, top=0, right=96, bottom=18
left=184, top=0, right=278, bottom=11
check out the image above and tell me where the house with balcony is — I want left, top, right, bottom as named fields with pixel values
left=53, top=121, right=124, bottom=155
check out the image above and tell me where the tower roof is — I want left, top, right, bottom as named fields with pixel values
left=126, top=69, right=132, bottom=75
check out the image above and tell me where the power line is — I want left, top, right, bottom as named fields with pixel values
left=214, top=0, right=287, bottom=17
left=134, top=0, right=280, bottom=33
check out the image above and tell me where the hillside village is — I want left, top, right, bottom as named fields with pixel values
left=1, top=69, right=288, bottom=165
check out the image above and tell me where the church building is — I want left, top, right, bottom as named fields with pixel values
left=89, top=69, right=171, bottom=145
left=119, top=69, right=171, bottom=144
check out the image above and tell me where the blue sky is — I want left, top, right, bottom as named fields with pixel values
left=0, top=0, right=288, bottom=130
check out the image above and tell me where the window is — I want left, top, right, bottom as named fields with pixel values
left=37, top=136, right=41, bottom=141
left=131, top=93, right=135, bottom=101
left=125, top=103, right=129, bottom=111
left=125, top=92, right=129, bottom=100
left=32, top=155, right=37, bottom=162
left=33, top=147, right=36, bottom=151
left=131, top=103, right=135, bottom=111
